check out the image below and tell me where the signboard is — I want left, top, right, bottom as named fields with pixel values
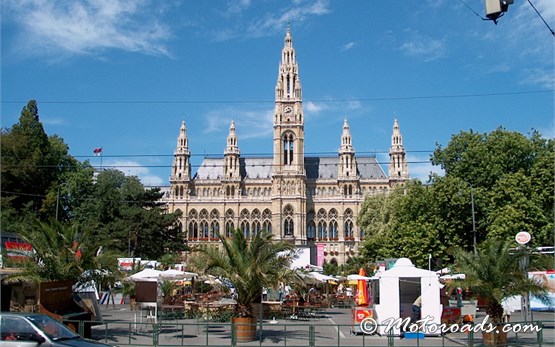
left=515, top=231, right=531, bottom=245
left=316, top=244, right=325, bottom=267
left=117, top=257, right=141, bottom=271
left=4, top=241, right=33, bottom=261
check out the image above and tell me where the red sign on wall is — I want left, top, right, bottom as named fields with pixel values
left=4, top=241, right=33, bottom=261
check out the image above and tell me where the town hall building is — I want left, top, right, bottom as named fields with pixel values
left=165, top=28, right=409, bottom=266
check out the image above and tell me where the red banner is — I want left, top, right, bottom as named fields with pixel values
left=4, top=241, right=33, bottom=261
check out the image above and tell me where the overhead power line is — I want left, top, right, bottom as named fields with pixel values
left=2, top=90, right=552, bottom=105
left=1, top=160, right=432, bottom=170
left=72, top=149, right=433, bottom=159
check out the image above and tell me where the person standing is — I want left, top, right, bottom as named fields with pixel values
left=411, top=295, right=422, bottom=323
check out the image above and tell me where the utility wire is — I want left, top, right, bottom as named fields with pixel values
left=527, top=0, right=555, bottom=37
left=2, top=90, right=552, bottom=105
left=72, top=149, right=433, bottom=159
left=457, top=0, right=488, bottom=20
left=1, top=160, right=432, bottom=170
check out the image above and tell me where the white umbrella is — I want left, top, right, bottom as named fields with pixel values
left=126, top=268, right=162, bottom=282
left=347, top=274, right=374, bottom=281
left=308, top=272, right=338, bottom=282
left=159, top=269, right=197, bottom=279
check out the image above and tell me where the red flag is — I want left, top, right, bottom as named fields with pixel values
left=93, top=147, right=102, bottom=156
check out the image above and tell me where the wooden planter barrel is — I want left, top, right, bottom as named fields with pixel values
left=482, top=325, right=508, bottom=346
left=233, top=317, right=257, bottom=342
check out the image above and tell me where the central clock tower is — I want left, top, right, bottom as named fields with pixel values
left=271, top=26, right=306, bottom=243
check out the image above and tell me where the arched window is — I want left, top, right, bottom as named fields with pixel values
left=329, top=220, right=338, bottom=239
left=318, top=221, right=327, bottom=240
left=252, top=220, right=261, bottom=236
left=283, top=205, right=294, bottom=237
left=284, top=218, right=294, bottom=236
left=241, top=221, right=250, bottom=239
left=189, top=221, right=198, bottom=239
left=225, top=221, right=234, bottom=238
left=200, top=221, right=209, bottom=238
left=344, top=220, right=353, bottom=238
left=307, top=220, right=316, bottom=240
left=282, top=133, right=294, bottom=165
left=210, top=221, right=219, bottom=238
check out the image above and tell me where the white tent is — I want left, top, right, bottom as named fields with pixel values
left=159, top=269, right=197, bottom=279
left=126, top=268, right=162, bottom=282
left=347, top=274, right=375, bottom=281
left=373, top=258, right=442, bottom=336
left=308, top=272, right=337, bottom=283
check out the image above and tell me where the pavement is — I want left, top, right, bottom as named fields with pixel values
left=92, top=303, right=554, bottom=346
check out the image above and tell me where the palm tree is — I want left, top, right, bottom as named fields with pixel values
left=196, top=229, right=295, bottom=318
left=6, top=219, right=119, bottom=287
left=450, top=239, right=551, bottom=324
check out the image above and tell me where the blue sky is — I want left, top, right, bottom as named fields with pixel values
left=2, top=0, right=553, bottom=187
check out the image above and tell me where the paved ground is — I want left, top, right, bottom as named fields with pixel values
left=92, top=304, right=554, bottom=346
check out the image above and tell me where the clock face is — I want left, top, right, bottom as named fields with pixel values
left=284, top=106, right=292, bottom=113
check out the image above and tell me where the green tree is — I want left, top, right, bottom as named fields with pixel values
left=74, top=169, right=182, bottom=259
left=196, top=229, right=294, bottom=318
left=450, top=239, right=552, bottom=323
left=1, top=100, right=55, bottom=219
left=6, top=219, right=119, bottom=286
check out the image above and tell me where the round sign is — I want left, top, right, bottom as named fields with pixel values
left=515, top=231, right=531, bottom=245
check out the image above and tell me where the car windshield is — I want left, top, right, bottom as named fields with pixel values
left=27, top=315, right=80, bottom=341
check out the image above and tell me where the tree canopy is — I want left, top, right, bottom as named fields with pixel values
left=1, top=100, right=184, bottom=280
left=358, top=128, right=554, bottom=269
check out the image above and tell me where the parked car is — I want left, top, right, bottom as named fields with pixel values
left=0, top=313, right=115, bottom=347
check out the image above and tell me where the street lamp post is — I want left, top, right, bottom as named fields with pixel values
left=470, top=187, right=476, bottom=250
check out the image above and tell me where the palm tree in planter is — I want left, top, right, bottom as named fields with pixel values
left=450, top=239, right=552, bottom=346
left=196, top=229, right=295, bottom=342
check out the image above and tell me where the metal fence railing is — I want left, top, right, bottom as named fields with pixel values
left=63, top=318, right=550, bottom=347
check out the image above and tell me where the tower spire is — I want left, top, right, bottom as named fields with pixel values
left=389, top=118, right=409, bottom=180
left=224, top=120, right=240, bottom=180
left=170, top=120, right=192, bottom=198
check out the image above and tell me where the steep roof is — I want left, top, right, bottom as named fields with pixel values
left=194, top=155, right=386, bottom=181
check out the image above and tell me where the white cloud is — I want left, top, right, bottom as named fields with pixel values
left=104, top=159, right=165, bottom=187
left=244, top=0, right=331, bottom=38
left=5, top=0, right=172, bottom=57
left=203, top=107, right=273, bottom=140
left=304, top=101, right=327, bottom=114
left=341, top=42, right=356, bottom=51
left=406, top=154, right=444, bottom=183
left=400, top=30, right=446, bottom=62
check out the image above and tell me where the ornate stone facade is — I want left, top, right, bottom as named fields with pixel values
left=166, top=28, right=409, bottom=266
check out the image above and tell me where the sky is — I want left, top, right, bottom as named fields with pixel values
left=2, top=0, right=554, bottom=187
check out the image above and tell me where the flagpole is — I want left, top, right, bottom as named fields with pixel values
left=100, top=148, right=103, bottom=170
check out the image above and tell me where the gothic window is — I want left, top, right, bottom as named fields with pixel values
left=189, top=209, right=198, bottom=219
left=329, top=220, right=338, bottom=239
left=200, top=209, right=209, bottom=220
left=225, top=221, right=234, bottom=238
left=210, top=221, right=219, bottom=238
left=262, top=209, right=272, bottom=220
left=263, top=220, right=272, bottom=234
left=200, top=221, right=209, bottom=238
left=189, top=221, right=198, bottom=239
left=284, top=218, right=294, bottom=237
left=210, top=209, right=220, bottom=220
left=344, top=220, right=353, bottom=238
left=317, top=208, right=327, bottom=220
left=240, top=209, right=250, bottom=220
left=241, top=221, right=250, bottom=239
left=282, top=133, right=294, bottom=165
left=226, top=209, right=234, bottom=219
left=329, top=209, right=338, bottom=219
left=318, top=221, right=327, bottom=240
left=307, top=220, right=316, bottom=240
left=252, top=209, right=261, bottom=220
left=252, top=220, right=261, bottom=236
